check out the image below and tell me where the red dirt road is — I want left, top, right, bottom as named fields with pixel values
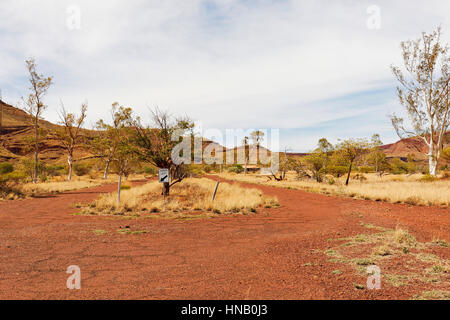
left=0, top=178, right=448, bottom=299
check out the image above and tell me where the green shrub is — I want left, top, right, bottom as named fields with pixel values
left=45, top=164, right=65, bottom=176
left=358, top=166, right=373, bottom=173
left=20, top=158, right=47, bottom=180
left=326, top=165, right=348, bottom=178
left=406, top=162, right=418, bottom=174
left=0, top=171, right=27, bottom=182
left=0, top=162, right=14, bottom=174
left=390, top=158, right=408, bottom=174
left=73, top=163, right=91, bottom=176
left=228, top=164, right=244, bottom=173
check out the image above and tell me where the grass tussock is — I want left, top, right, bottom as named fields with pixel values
left=393, top=228, right=418, bottom=247
left=86, top=178, right=278, bottom=216
left=216, top=172, right=450, bottom=206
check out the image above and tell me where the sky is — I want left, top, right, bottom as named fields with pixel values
left=0, top=0, right=449, bottom=152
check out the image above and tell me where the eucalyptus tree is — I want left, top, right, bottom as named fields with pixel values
left=391, top=27, right=449, bottom=176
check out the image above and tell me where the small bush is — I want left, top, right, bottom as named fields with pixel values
left=0, top=162, right=14, bottom=174
left=0, top=171, right=27, bottom=182
left=73, top=163, right=91, bottom=176
left=228, top=164, right=244, bottom=174
left=358, top=166, right=373, bottom=173
left=393, top=228, right=417, bottom=247
left=45, top=164, right=65, bottom=176
left=326, top=165, right=348, bottom=178
left=20, top=158, right=46, bottom=179
left=390, top=158, right=409, bottom=174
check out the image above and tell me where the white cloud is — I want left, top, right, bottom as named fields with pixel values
left=0, top=0, right=449, bottom=149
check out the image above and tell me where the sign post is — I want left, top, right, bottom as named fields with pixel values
left=158, top=168, right=170, bottom=183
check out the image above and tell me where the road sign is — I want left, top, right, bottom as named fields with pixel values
left=158, top=168, right=170, bottom=183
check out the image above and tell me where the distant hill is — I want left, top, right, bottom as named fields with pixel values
left=380, top=134, right=449, bottom=160
left=0, top=99, right=58, bottom=130
left=1, top=99, right=448, bottom=165
left=0, top=99, right=90, bottom=162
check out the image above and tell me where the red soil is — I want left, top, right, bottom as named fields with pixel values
left=0, top=178, right=448, bottom=299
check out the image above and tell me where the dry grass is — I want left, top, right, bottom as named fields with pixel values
left=413, top=290, right=450, bottom=300
left=21, top=179, right=104, bottom=194
left=84, top=178, right=279, bottom=216
left=215, top=172, right=450, bottom=206
left=325, top=225, right=450, bottom=296
left=337, top=227, right=421, bottom=252
left=0, top=179, right=25, bottom=200
left=18, top=173, right=147, bottom=196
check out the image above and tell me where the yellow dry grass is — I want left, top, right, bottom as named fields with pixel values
left=89, top=177, right=279, bottom=215
left=216, top=172, right=450, bottom=206
left=19, top=173, right=147, bottom=195
left=21, top=179, right=103, bottom=194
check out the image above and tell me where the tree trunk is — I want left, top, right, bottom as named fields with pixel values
left=163, top=182, right=170, bottom=196
left=345, top=161, right=353, bottom=186
left=103, top=157, right=112, bottom=179
left=33, top=123, right=38, bottom=184
left=67, top=155, right=73, bottom=181
left=428, top=154, right=437, bottom=176
left=256, top=144, right=259, bottom=164
left=244, top=161, right=247, bottom=175
left=117, top=174, right=122, bottom=207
